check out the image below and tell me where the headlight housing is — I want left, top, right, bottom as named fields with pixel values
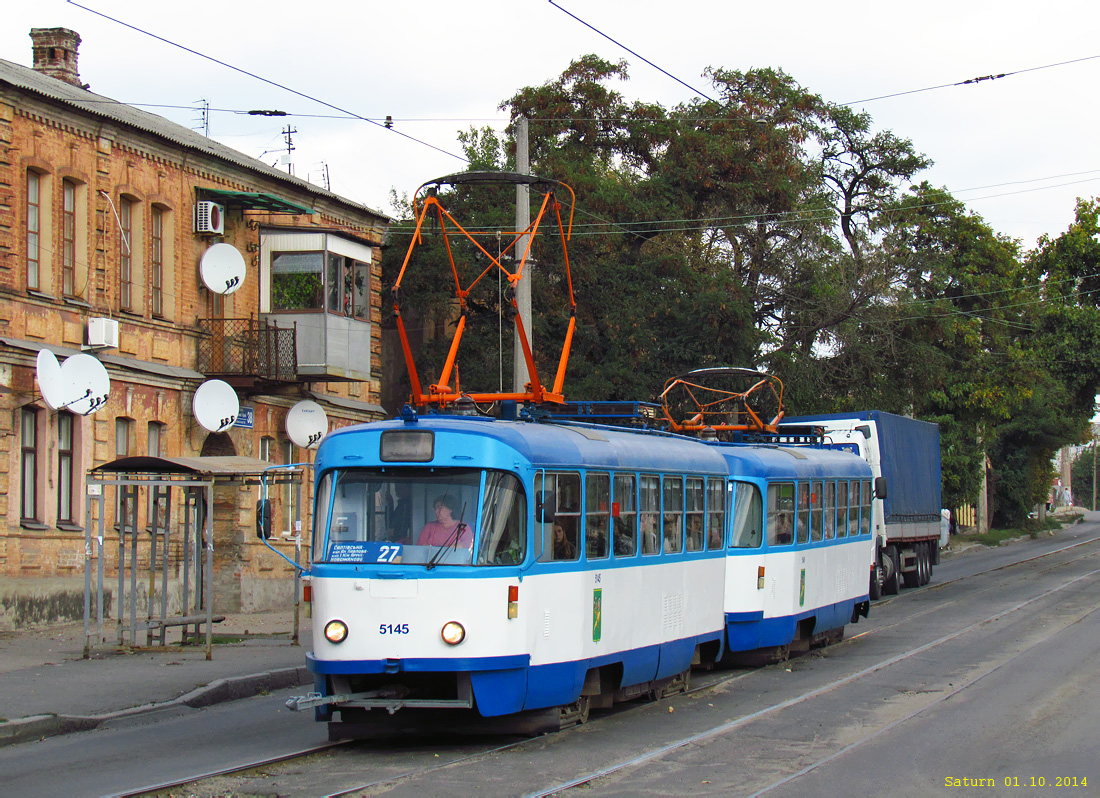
left=324, top=619, right=348, bottom=644
left=441, top=621, right=465, bottom=646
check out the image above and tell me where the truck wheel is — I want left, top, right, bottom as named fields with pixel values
left=883, top=545, right=900, bottom=595
left=903, top=545, right=920, bottom=588
left=920, top=543, right=931, bottom=585
left=869, top=562, right=882, bottom=600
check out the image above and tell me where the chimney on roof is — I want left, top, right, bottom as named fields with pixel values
left=30, top=28, right=86, bottom=89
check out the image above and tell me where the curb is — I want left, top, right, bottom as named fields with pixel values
left=0, top=665, right=311, bottom=749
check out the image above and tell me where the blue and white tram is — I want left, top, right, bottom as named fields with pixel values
left=296, top=412, right=876, bottom=735
left=302, top=413, right=733, bottom=735
left=712, top=445, right=875, bottom=661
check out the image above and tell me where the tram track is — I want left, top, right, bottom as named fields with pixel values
left=525, top=564, right=1100, bottom=797
left=134, top=532, right=1100, bottom=797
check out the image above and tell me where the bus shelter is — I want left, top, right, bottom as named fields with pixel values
left=84, top=456, right=306, bottom=660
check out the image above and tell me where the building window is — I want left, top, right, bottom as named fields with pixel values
left=62, top=179, right=76, bottom=297
left=57, top=412, right=76, bottom=524
left=271, top=250, right=371, bottom=317
left=116, top=417, right=135, bottom=528
left=21, top=407, right=40, bottom=523
left=272, top=252, right=323, bottom=311
left=27, top=170, right=41, bottom=290
left=260, top=435, right=275, bottom=462
left=281, top=438, right=297, bottom=535
left=342, top=255, right=370, bottom=319
left=147, top=421, right=166, bottom=529
left=151, top=206, right=164, bottom=317
left=119, top=197, right=133, bottom=310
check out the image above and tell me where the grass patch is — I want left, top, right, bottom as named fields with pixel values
left=955, top=512, right=1083, bottom=547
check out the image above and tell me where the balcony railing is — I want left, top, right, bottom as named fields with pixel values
left=197, top=318, right=297, bottom=382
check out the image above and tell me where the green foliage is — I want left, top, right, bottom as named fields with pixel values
left=1071, top=446, right=1096, bottom=511
left=377, top=56, right=1100, bottom=528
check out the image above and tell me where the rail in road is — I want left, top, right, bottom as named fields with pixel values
left=21, top=526, right=1100, bottom=798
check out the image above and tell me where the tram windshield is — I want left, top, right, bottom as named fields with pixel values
left=313, top=467, right=527, bottom=566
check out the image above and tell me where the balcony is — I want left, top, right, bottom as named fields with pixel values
left=197, top=318, right=297, bottom=384
left=263, top=312, right=371, bottom=382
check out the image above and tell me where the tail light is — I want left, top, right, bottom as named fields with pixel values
left=507, top=584, right=519, bottom=619
left=757, top=566, right=765, bottom=590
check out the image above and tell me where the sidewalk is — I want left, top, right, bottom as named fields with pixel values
left=0, top=609, right=313, bottom=748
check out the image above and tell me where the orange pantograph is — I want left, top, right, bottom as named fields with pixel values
left=391, top=171, right=577, bottom=409
left=659, top=368, right=786, bottom=433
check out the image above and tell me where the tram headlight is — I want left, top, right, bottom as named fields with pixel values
left=324, top=619, right=349, bottom=644
left=441, top=621, right=466, bottom=646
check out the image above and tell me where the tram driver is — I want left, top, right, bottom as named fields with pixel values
left=417, top=495, right=473, bottom=548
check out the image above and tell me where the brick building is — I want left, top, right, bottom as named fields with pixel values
left=0, top=29, right=389, bottom=629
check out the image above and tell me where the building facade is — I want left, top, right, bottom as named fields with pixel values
left=0, top=29, right=389, bottom=629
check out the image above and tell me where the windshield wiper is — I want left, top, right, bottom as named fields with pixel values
left=426, top=502, right=468, bottom=570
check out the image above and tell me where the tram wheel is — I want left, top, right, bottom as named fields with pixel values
left=883, top=545, right=900, bottom=595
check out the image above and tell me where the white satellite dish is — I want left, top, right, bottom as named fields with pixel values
left=193, top=379, right=240, bottom=433
left=286, top=400, right=328, bottom=449
left=36, top=349, right=66, bottom=410
left=199, top=243, right=247, bottom=295
left=59, top=354, right=111, bottom=416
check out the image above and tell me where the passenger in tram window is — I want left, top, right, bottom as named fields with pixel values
left=552, top=521, right=577, bottom=560
left=775, top=511, right=794, bottom=545
left=586, top=517, right=609, bottom=559
left=663, top=513, right=682, bottom=553
left=708, top=521, right=723, bottom=549
left=686, top=514, right=704, bottom=551
left=640, top=513, right=660, bottom=554
left=614, top=517, right=636, bottom=555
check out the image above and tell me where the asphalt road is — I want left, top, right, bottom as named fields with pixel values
left=4, top=523, right=1098, bottom=797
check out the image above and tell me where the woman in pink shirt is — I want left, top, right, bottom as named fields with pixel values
left=417, top=495, right=472, bottom=548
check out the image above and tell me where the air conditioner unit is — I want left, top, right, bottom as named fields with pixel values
left=87, top=317, right=120, bottom=349
left=194, top=201, right=224, bottom=235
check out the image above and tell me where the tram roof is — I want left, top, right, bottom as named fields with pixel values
left=324, top=417, right=730, bottom=474
left=713, top=444, right=872, bottom=480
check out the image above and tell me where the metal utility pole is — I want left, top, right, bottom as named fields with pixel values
left=281, top=125, right=297, bottom=175
left=512, top=115, right=532, bottom=394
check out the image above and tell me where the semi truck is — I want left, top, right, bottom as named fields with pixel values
left=781, top=411, right=942, bottom=599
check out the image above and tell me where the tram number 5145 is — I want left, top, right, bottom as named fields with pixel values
left=379, top=623, right=410, bottom=635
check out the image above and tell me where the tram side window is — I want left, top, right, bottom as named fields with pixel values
left=586, top=472, right=610, bottom=560
left=537, top=471, right=581, bottom=562
left=810, top=481, right=823, bottom=542
left=767, top=483, right=795, bottom=546
left=312, top=472, right=333, bottom=563
left=730, top=482, right=763, bottom=548
left=849, top=480, right=860, bottom=537
left=861, top=480, right=872, bottom=536
left=613, top=474, right=637, bottom=557
left=663, top=476, right=683, bottom=554
left=823, top=481, right=836, bottom=540
left=797, top=481, right=811, bottom=544
left=707, top=478, right=726, bottom=549
left=684, top=477, right=705, bottom=551
left=837, top=481, right=849, bottom=537
left=640, top=475, right=660, bottom=555
left=475, top=471, right=527, bottom=565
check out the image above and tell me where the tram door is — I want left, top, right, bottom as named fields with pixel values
left=728, top=481, right=766, bottom=612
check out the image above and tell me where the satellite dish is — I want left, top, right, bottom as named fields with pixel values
left=193, top=379, right=240, bottom=433
left=36, top=350, right=66, bottom=410
left=59, top=354, right=111, bottom=416
left=286, top=400, right=328, bottom=449
left=199, top=242, right=247, bottom=295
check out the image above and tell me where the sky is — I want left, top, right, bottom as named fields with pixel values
left=4, top=1, right=1099, bottom=250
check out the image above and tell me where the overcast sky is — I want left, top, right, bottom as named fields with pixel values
left=4, top=0, right=1098, bottom=249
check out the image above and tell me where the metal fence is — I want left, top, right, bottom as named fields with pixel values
left=197, top=317, right=297, bottom=382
